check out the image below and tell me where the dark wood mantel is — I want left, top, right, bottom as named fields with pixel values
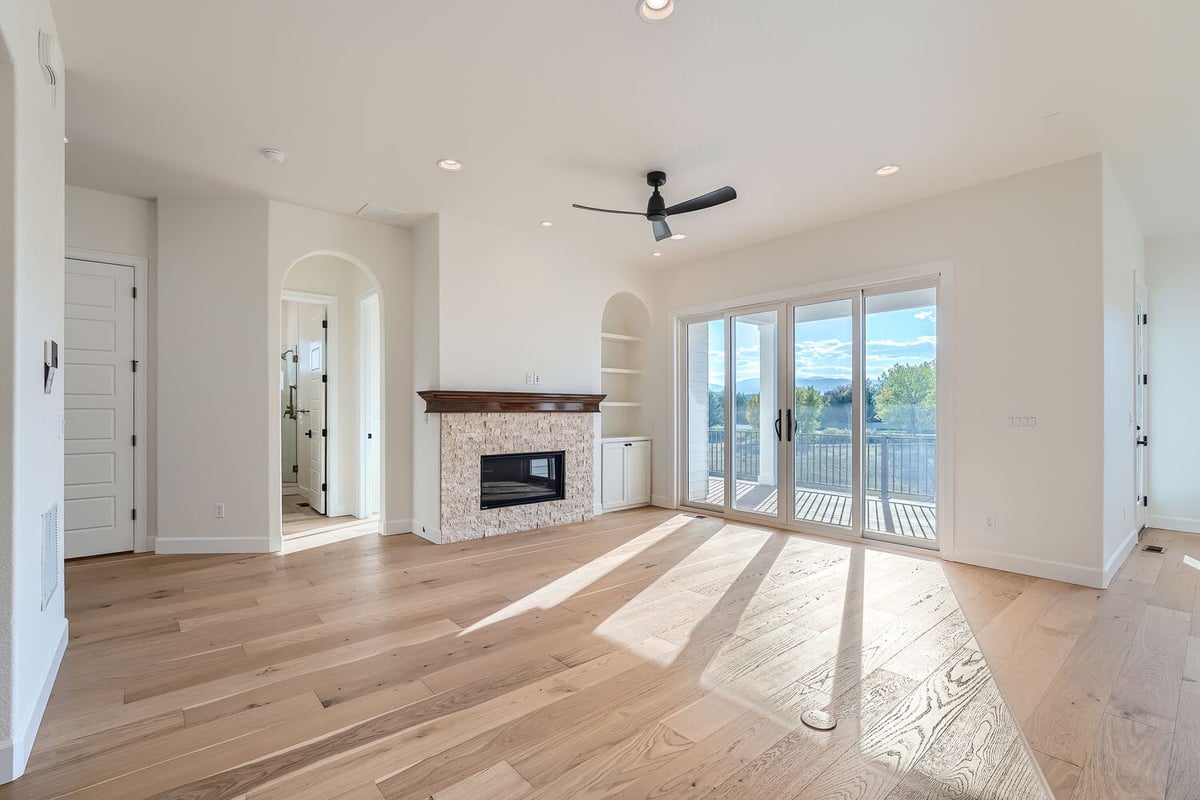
left=417, top=390, right=606, bottom=414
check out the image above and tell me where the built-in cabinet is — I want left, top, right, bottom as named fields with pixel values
left=601, top=437, right=652, bottom=511
left=599, top=293, right=653, bottom=512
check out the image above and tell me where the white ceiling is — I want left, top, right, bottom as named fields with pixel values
left=52, top=0, right=1200, bottom=268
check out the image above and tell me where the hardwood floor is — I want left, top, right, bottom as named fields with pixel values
left=5, top=510, right=1195, bottom=799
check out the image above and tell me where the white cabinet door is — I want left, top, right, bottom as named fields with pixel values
left=65, top=259, right=136, bottom=557
left=624, top=440, right=651, bottom=506
left=601, top=442, right=626, bottom=510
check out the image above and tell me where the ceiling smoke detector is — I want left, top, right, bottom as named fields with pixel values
left=356, top=202, right=408, bottom=225
left=262, top=148, right=286, bottom=165
left=638, top=0, right=675, bottom=21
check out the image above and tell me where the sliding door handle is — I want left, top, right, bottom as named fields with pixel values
left=786, top=409, right=793, bottom=442
left=774, top=410, right=783, bottom=442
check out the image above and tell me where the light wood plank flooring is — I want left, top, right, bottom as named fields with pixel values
left=5, top=510, right=1195, bottom=799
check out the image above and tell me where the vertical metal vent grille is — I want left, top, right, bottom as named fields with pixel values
left=42, top=502, right=59, bottom=610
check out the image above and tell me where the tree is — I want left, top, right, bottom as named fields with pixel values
left=875, top=361, right=936, bottom=433
left=794, top=386, right=825, bottom=433
left=820, top=384, right=853, bottom=430
left=708, top=389, right=725, bottom=429
left=744, top=394, right=760, bottom=427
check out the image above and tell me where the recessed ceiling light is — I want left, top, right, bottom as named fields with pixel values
left=540, top=221, right=553, bottom=227
left=638, top=0, right=675, bottom=21
left=875, top=164, right=900, bottom=176
left=669, top=233, right=687, bottom=240
left=652, top=252, right=662, bottom=257
left=437, top=158, right=463, bottom=172
left=262, top=148, right=286, bottom=165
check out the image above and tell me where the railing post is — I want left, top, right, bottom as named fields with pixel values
left=880, top=435, right=895, bottom=533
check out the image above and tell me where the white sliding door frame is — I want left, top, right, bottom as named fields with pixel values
left=675, top=267, right=952, bottom=557
left=65, top=247, right=149, bottom=553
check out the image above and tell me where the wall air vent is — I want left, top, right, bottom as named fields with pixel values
left=355, top=202, right=408, bottom=225
left=42, top=502, right=60, bottom=609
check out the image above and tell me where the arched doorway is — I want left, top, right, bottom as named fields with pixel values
left=278, top=253, right=384, bottom=551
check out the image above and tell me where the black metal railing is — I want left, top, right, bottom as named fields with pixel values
left=706, top=428, right=936, bottom=501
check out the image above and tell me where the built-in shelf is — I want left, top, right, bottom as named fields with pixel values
left=601, top=401, right=643, bottom=408
left=601, top=332, right=643, bottom=343
left=601, top=367, right=644, bottom=375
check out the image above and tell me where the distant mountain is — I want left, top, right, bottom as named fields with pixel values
left=707, top=377, right=851, bottom=395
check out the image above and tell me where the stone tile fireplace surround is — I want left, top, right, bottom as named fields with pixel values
left=417, top=392, right=605, bottom=542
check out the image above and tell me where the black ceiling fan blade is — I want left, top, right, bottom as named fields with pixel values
left=572, top=204, right=646, bottom=217
left=663, top=186, right=737, bottom=216
left=652, top=219, right=673, bottom=242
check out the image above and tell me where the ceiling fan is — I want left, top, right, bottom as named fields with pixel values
left=573, top=171, right=737, bottom=242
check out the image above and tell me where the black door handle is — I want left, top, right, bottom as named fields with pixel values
left=305, top=430, right=313, bottom=438
left=774, top=410, right=783, bottom=442
left=786, top=409, right=793, bottom=442
left=1137, top=436, right=1148, bottom=446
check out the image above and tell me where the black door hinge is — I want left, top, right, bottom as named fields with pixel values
left=321, top=428, right=327, bottom=437
left=131, top=508, right=137, bottom=521
left=1143, top=496, right=1149, bottom=507
left=131, top=434, right=137, bottom=446
left=321, top=320, right=328, bottom=329
left=321, top=482, right=327, bottom=492
left=131, top=286, right=137, bottom=299
left=321, top=374, right=327, bottom=383
left=292, top=464, right=298, bottom=473
left=367, top=432, right=372, bottom=439
left=131, top=360, right=138, bottom=372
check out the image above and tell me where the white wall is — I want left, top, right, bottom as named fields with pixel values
left=64, top=185, right=158, bottom=545
left=650, top=156, right=1112, bottom=587
left=283, top=254, right=374, bottom=517
left=410, top=216, right=441, bottom=541
left=1146, top=234, right=1200, bottom=533
left=408, top=214, right=652, bottom=542
left=1100, top=161, right=1145, bottom=578
left=0, top=0, right=69, bottom=781
left=156, top=197, right=272, bottom=553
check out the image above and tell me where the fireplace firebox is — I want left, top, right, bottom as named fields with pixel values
left=480, top=451, right=565, bottom=510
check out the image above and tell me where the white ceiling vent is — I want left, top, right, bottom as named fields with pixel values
left=355, top=202, right=408, bottom=225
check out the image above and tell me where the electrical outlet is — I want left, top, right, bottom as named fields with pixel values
left=214, top=502, right=225, bottom=519
left=984, top=512, right=997, bottom=530
left=1006, top=415, right=1038, bottom=429
left=525, top=372, right=534, bottom=385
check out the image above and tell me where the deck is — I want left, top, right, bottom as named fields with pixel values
left=705, top=477, right=937, bottom=541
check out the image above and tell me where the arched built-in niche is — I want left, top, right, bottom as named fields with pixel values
left=600, top=292, right=652, bottom=437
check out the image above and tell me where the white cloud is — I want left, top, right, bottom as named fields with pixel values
left=914, top=310, right=936, bottom=321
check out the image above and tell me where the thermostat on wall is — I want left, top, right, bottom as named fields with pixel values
left=44, top=339, right=58, bottom=394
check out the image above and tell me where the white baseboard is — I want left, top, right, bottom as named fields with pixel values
left=1, top=618, right=68, bottom=782
left=949, top=546, right=1104, bottom=589
left=651, top=494, right=677, bottom=510
left=1102, top=527, right=1141, bottom=588
left=1147, top=514, right=1200, bottom=534
left=410, top=519, right=441, bottom=544
left=154, top=537, right=274, bottom=554
left=382, top=519, right=412, bottom=535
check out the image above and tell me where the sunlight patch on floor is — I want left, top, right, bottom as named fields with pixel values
left=459, top=514, right=696, bottom=634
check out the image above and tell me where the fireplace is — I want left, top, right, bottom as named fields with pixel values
left=480, top=451, right=566, bottom=510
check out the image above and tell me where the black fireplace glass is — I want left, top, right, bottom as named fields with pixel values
left=480, top=451, right=565, bottom=509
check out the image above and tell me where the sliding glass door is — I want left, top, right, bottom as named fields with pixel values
left=680, top=279, right=939, bottom=550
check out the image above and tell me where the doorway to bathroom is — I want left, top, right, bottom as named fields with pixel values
left=280, top=254, right=382, bottom=550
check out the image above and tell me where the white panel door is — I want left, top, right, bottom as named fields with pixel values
left=297, top=304, right=327, bottom=514
left=65, top=259, right=135, bottom=557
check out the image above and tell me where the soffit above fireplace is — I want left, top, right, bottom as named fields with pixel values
left=418, top=390, right=606, bottom=414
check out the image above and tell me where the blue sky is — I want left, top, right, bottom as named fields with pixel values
left=702, top=303, right=937, bottom=388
